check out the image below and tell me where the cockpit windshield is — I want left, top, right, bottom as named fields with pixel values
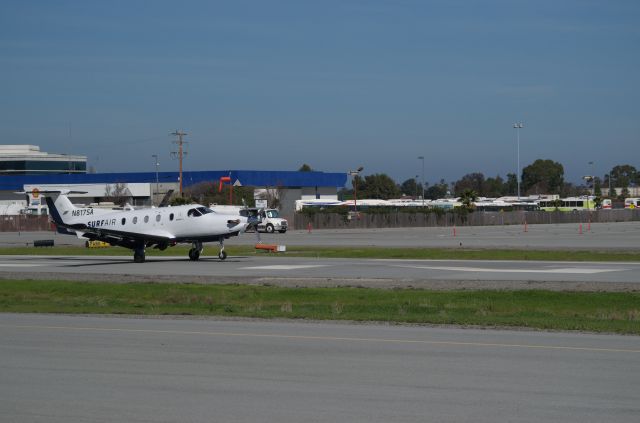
left=187, top=207, right=215, bottom=217
left=197, top=207, right=214, bottom=215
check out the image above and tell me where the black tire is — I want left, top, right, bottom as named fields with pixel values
left=188, top=248, right=200, bottom=261
left=279, top=229, right=287, bottom=233
left=134, top=251, right=145, bottom=263
left=218, top=250, right=227, bottom=260
left=265, top=224, right=274, bottom=233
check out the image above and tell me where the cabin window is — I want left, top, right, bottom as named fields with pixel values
left=156, top=214, right=161, bottom=222
left=121, top=218, right=126, bottom=225
left=169, top=213, right=174, bottom=221
left=144, top=215, right=149, bottom=223
left=133, top=217, right=137, bottom=224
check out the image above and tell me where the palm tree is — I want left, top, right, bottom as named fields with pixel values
left=459, top=189, right=478, bottom=211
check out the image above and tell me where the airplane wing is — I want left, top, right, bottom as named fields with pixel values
left=64, top=223, right=176, bottom=249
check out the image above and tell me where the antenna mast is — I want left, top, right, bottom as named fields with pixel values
left=170, top=130, right=188, bottom=195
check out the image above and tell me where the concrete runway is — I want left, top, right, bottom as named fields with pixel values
left=1, top=313, right=638, bottom=423
left=0, top=254, right=638, bottom=291
left=1, top=225, right=639, bottom=421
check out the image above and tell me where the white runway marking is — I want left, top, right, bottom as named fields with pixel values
left=0, top=263, right=44, bottom=267
left=241, top=265, right=328, bottom=270
left=395, top=265, right=626, bottom=274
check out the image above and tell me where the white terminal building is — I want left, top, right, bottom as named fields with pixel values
left=0, top=145, right=86, bottom=174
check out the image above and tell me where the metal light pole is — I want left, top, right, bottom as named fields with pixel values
left=415, top=174, right=419, bottom=200
left=513, top=122, right=524, bottom=198
left=349, top=167, right=364, bottom=214
left=588, top=161, right=595, bottom=196
left=418, top=156, right=425, bottom=206
left=152, top=154, right=159, bottom=205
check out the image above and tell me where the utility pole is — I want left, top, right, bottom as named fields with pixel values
left=170, top=130, right=188, bottom=195
left=152, top=154, right=159, bottom=205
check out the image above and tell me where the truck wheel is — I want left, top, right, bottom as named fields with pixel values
left=279, top=229, right=287, bottom=233
left=265, top=224, right=274, bottom=233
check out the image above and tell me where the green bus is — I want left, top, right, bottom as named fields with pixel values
left=537, top=197, right=597, bottom=211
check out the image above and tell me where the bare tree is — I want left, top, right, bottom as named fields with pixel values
left=256, top=185, right=284, bottom=209
left=103, top=183, right=131, bottom=207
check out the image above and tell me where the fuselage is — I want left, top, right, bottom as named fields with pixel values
left=66, top=204, right=248, bottom=241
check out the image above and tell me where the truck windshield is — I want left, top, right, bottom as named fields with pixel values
left=266, top=210, right=279, bottom=218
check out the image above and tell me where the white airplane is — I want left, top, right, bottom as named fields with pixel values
left=40, top=190, right=249, bottom=263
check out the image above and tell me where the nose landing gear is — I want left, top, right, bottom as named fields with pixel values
left=218, top=239, right=227, bottom=260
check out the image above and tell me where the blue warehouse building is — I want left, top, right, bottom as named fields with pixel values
left=0, top=145, right=347, bottom=218
left=1, top=170, right=347, bottom=219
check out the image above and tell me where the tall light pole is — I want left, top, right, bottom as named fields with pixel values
left=513, top=122, right=524, bottom=198
left=418, top=156, right=425, bottom=206
left=152, top=154, right=159, bottom=205
left=415, top=174, right=419, bottom=200
left=588, top=161, right=595, bottom=197
left=349, top=166, right=364, bottom=214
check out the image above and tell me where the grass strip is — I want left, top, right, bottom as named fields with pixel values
left=1, top=280, right=639, bottom=334
left=0, top=245, right=639, bottom=261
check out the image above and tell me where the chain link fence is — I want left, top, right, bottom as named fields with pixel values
left=293, top=209, right=640, bottom=230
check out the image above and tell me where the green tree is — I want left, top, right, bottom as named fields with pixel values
left=594, top=177, right=602, bottom=197
left=505, top=173, right=518, bottom=196
left=522, top=159, right=565, bottom=195
left=609, top=164, right=637, bottom=188
left=459, top=189, right=477, bottom=211
left=359, top=173, right=400, bottom=199
left=424, top=179, right=449, bottom=200
left=484, top=175, right=506, bottom=197
left=400, top=178, right=420, bottom=198
left=619, top=187, right=630, bottom=201
left=298, top=164, right=313, bottom=172
left=609, top=164, right=640, bottom=198
left=453, top=173, right=485, bottom=196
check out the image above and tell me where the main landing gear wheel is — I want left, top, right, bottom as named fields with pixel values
left=188, top=248, right=201, bottom=261
left=189, top=241, right=204, bottom=261
left=133, top=250, right=145, bottom=263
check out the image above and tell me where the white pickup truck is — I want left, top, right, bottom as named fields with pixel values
left=210, top=205, right=287, bottom=233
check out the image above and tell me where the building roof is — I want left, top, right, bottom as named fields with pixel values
left=0, top=145, right=87, bottom=161
left=0, top=170, right=347, bottom=191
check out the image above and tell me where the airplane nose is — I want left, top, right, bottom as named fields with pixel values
left=227, top=216, right=250, bottom=232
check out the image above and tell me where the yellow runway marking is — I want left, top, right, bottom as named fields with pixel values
left=2, top=323, right=639, bottom=354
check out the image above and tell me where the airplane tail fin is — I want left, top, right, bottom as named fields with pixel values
left=44, top=192, right=76, bottom=226
left=22, top=190, right=87, bottom=226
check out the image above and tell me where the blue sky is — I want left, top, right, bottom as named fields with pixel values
left=1, top=0, right=638, bottom=186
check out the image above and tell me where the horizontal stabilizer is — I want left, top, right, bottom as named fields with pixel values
left=15, top=190, right=88, bottom=195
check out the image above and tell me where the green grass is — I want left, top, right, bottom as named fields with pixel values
left=1, top=280, right=639, bottom=334
left=1, top=244, right=640, bottom=261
